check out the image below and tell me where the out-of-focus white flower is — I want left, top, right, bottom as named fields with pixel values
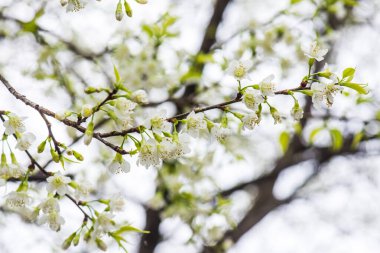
left=114, top=98, right=137, bottom=117
left=211, top=125, right=231, bottom=143
left=291, top=103, right=304, bottom=121
left=74, top=181, right=92, bottom=199
left=15, top=132, right=36, bottom=151
left=243, top=88, right=264, bottom=111
left=8, top=163, right=26, bottom=178
left=81, top=104, right=93, bottom=118
left=46, top=172, right=72, bottom=196
left=270, top=107, right=282, bottom=124
left=3, top=113, right=26, bottom=135
left=173, top=133, right=191, bottom=157
left=39, top=197, right=60, bottom=214
left=131, top=90, right=149, bottom=104
left=38, top=211, right=65, bottom=231
left=66, top=0, right=85, bottom=12
left=242, top=113, right=259, bottom=130
left=260, top=74, right=276, bottom=96
left=227, top=60, right=253, bottom=80
left=5, top=191, right=31, bottom=208
left=302, top=41, right=328, bottom=61
left=108, top=153, right=130, bottom=174
left=158, top=137, right=177, bottom=160
left=145, top=109, right=172, bottom=133
left=185, top=111, right=207, bottom=137
left=137, top=138, right=160, bottom=169
left=109, top=194, right=125, bottom=212
left=114, top=115, right=134, bottom=131
left=311, top=81, right=343, bottom=109
left=93, top=212, right=115, bottom=236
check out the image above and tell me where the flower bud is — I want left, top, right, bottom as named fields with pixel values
left=115, top=1, right=124, bottom=21
left=124, top=0, right=133, bottom=17
left=73, top=233, right=80, bottom=246
left=136, top=0, right=148, bottom=4
left=37, top=140, right=47, bottom=153
left=96, top=238, right=107, bottom=251
left=60, top=0, right=68, bottom=7
left=73, top=150, right=84, bottom=161
left=62, top=232, right=76, bottom=250
left=84, top=122, right=94, bottom=146
left=50, top=149, right=60, bottom=163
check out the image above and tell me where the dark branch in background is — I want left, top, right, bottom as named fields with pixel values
left=138, top=1, right=233, bottom=253
left=202, top=6, right=360, bottom=253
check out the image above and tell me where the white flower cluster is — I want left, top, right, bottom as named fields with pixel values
left=37, top=197, right=65, bottom=231
left=3, top=113, right=36, bottom=151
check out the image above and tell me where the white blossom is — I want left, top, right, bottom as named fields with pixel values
left=131, top=90, right=149, bottom=104
left=311, top=81, right=343, bottom=109
left=108, top=154, right=131, bottom=174
left=145, top=109, right=172, bottom=133
left=242, top=113, right=259, bottom=130
left=260, top=74, right=276, bottom=96
left=66, top=0, right=84, bottom=12
left=109, top=194, right=125, bottom=212
left=137, top=138, right=160, bottom=169
left=270, top=107, right=282, bottom=124
left=211, top=125, right=231, bottom=143
left=158, top=137, right=177, bottom=160
left=81, top=104, right=93, bottom=118
left=173, top=133, right=191, bottom=157
left=291, top=103, right=304, bottom=121
left=39, top=197, right=60, bottom=214
left=243, top=88, right=264, bottom=111
left=115, top=115, right=134, bottom=131
left=3, top=113, right=26, bottom=135
left=302, top=41, right=328, bottom=62
left=114, top=98, right=137, bottom=118
left=46, top=172, right=72, bottom=196
left=185, top=111, right=207, bottom=137
left=38, top=211, right=65, bottom=231
left=93, top=212, right=115, bottom=236
left=5, top=191, right=31, bottom=208
left=227, top=60, right=253, bottom=80
left=8, top=163, right=26, bottom=179
left=15, top=132, right=36, bottom=151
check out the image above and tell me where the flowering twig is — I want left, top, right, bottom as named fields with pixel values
left=0, top=114, right=91, bottom=220
left=0, top=74, right=128, bottom=155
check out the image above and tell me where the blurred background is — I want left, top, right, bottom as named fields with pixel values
left=1, top=0, right=380, bottom=252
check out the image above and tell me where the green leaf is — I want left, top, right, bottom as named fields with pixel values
left=296, top=90, right=314, bottom=96
left=329, top=128, right=343, bottom=152
left=290, top=0, right=304, bottom=3
left=351, top=131, right=363, bottom=150
left=115, top=225, right=150, bottom=235
left=342, top=67, right=355, bottom=82
left=342, top=67, right=355, bottom=78
left=340, top=82, right=369, bottom=94
left=114, top=65, right=121, bottom=84
left=279, top=131, right=290, bottom=153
